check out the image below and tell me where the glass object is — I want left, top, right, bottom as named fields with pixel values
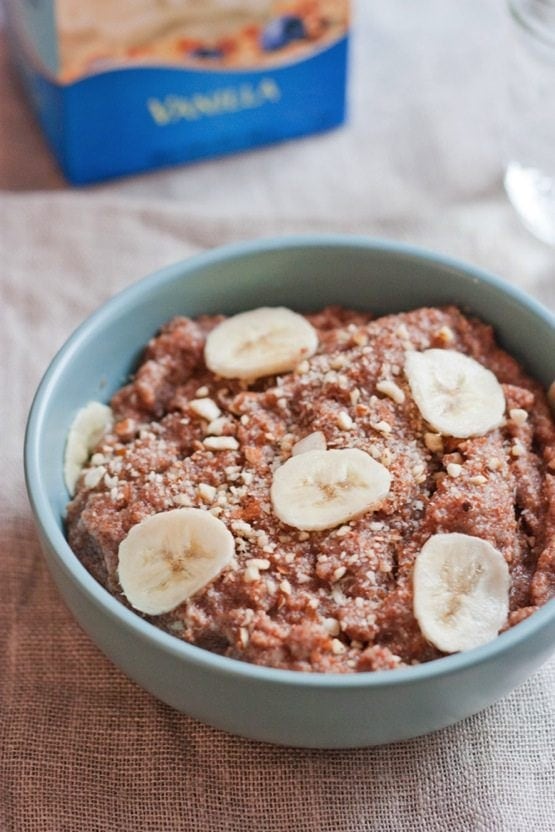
left=504, top=0, right=555, bottom=245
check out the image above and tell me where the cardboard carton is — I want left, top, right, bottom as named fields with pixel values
left=5, top=0, right=350, bottom=184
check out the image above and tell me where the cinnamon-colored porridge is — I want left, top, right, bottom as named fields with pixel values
left=66, top=306, right=555, bottom=672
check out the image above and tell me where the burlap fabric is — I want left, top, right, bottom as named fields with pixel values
left=1, top=1, right=554, bottom=829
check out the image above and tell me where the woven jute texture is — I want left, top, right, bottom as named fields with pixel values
left=1, top=0, right=554, bottom=827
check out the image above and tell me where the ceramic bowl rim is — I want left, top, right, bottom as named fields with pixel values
left=24, top=234, right=555, bottom=689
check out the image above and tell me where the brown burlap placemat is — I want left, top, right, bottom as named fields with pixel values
left=1, top=192, right=554, bottom=832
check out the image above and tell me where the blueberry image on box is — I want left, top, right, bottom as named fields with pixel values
left=189, top=46, right=225, bottom=60
left=261, top=16, right=307, bottom=51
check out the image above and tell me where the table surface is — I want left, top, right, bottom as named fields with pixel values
left=1, top=2, right=554, bottom=830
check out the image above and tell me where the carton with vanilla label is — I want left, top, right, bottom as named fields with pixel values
left=5, top=0, right=350, bottom=184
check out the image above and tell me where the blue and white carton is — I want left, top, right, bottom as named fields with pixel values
left=5, top=1, right=350, bottom=184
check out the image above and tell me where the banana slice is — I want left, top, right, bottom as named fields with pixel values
left=64, top=401, right=113, bottom=495
left=405, top=349, right=505, bottom=437
left=204, top=307, right=318, bottom=381
left=271, top=448, right=391, bottom=531
left=117, top=507, right=235, bottom=616
left=413, top=532, right=510, bottom=653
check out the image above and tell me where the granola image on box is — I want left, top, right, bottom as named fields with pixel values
left=56, top=0, right=350, bottom=80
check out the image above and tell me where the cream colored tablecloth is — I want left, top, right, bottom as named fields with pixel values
left=1, top=1, right=554, bottom=830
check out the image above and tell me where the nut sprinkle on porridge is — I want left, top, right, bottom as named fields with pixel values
left=65, top=305, right=555, bottom=672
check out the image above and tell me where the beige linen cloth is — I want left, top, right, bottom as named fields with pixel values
left=1, top=1, right=554, bottom=830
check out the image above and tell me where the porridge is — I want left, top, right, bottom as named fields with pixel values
left=65, top=305, right=555, bottom=672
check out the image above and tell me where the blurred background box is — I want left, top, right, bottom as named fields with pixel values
left=4, top=0, right=349, bottom=184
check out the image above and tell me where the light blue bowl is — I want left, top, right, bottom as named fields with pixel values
left=24, top=236, right=555, bottom=748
